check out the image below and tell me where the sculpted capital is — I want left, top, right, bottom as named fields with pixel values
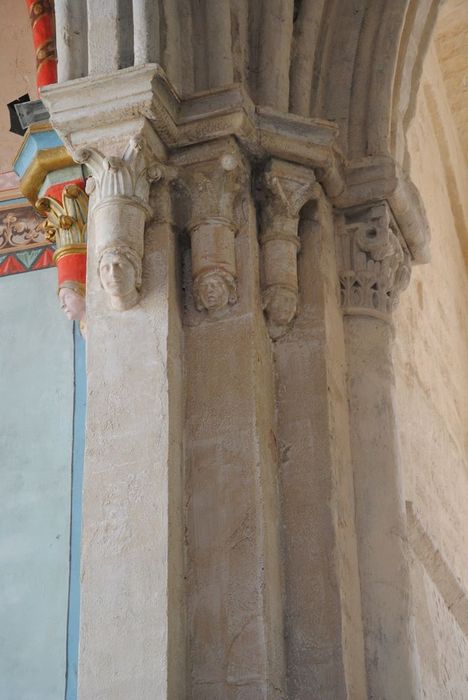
left=77, top=136, right=163, bottom=311
left=179, top=151, right=245, bottom=319
left=260, top=159, right=317, bottom=339
left=78, top=136, right=162, bottom=214
left=338, top=203, right=411, bottom=321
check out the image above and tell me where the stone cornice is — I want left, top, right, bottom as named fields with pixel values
left=41, top=64, right=431, bottom=265
left=41, top=64, right=343, bottom=195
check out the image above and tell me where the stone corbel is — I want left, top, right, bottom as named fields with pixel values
left=259, top=159, right=317, bottom=339
left=337, top=202, right=411, bottom=321
left=76, top=136, right=163, bottom=311
left=178, top=148, right=244, bottom=319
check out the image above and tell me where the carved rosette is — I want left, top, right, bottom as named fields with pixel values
left=260, top=159, right=317, bottom=339
left=338, top=203, right=411, bottom=321
left=76, top=136, right=163, bottom=311
left=181, top=153, right=243, bottom=318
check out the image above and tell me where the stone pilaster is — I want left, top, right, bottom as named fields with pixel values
left=176, top=139, right=286, bottom=698
left=43, top=70, right=185, bottom=700
left=337, top=201, right=421, bottom=699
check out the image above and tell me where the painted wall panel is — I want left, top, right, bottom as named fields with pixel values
left=0, top=268, right=74, bottom=700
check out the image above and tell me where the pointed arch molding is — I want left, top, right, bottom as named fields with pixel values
left=51, top=0, right=441, bottom=166
left=308, top=0, right=441, bottom=164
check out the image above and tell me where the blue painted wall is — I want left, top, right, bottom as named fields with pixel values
left=0, top=268, right=79, bottom=700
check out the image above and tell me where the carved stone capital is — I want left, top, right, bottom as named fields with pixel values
left=176, top=145, right=246, bottom=318
left=261, top=159, right=317, bottom=237
left=338, top=202, right=411, bottom=321
left=181, top=152, right=243, bottom=233
left=77, top=135, right=162, bottom=217
left=259, top=160, right=317, bottom=339
left=76, top=135, right=163, bottom=311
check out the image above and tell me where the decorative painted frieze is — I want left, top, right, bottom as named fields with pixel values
left=0, top=171, right=54, bottom=277
left=0, top=206, right=45, bottom=251
left=259, top=159, right=317, bottom=339
left=338, top=203, right=411, bottom=320
left=0, top=203, right=53, bottom=276
left=180, top=151, right=243, bottom=318
left=77, top=136, right=163, bottom=311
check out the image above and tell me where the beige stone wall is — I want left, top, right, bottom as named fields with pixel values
left=0, top=0, right=36, bottom=172
left=395, top=41, right=468, bottom=698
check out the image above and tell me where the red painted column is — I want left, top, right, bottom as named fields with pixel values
left=25, top=0, right=57, bottom=89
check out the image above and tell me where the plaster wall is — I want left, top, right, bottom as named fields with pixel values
left=0, top=0, right=36, bottom=172
left=0, top=268, right=74, bottom=700
left=394, top=45, right=468, bottom=697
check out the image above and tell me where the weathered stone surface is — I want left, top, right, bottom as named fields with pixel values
left=28, top=3, right=468, bottom=700
left=394, top=43, right=468, bottom=697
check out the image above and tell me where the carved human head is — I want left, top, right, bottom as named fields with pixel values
left=263, top=285, right=298, bottom=339
left=98, top=245, right=142, bottom=311
left=58, top=283, right=86, bottom=322
left=193, top=268, right=237, bottom=316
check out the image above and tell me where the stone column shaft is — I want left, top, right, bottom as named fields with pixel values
left=87, top=0, right=133, bottom=74
left=275, top=196, right=366, bottom=700
left=79, top=181, right=185, bottom=699
left=132, top=0, right=160, bottom=65
left=345, top=316, right=419, bottom=699
left=180, top=142, right=286, bottom=699
left=338, top=203, right=420, bottom=699
left=55, top=0, right=88, bottom=81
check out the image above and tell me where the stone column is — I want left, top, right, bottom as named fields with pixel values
left=176, top=139, right=286, bottom=699
left=337, top=202, right=420, bottom=699
left=79, top=136, right=184, bottom=700
left=55, top=0, right=88, bottom=81
left=42, top=71, right=185, bottom=699
left=271, top=188, right=367, bottom=700
left=87, top=0, right=133, bottom=74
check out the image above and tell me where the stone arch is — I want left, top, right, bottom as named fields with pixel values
left=54, top=0, right=442, bottom=169
left=310, top=0, right=441, bottom=163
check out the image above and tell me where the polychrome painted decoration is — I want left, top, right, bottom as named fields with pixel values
left=25, top=0, right=57, bottom=89
left=0, top=203, right=54, bottom=277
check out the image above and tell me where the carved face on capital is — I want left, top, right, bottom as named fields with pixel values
left=98, top=247, right=142, bottom=311
left=194, top=270, right=237, bottom=316
left=263, top=286, right=298, bottom=339
left=59, top=287, right=86, bottom=322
